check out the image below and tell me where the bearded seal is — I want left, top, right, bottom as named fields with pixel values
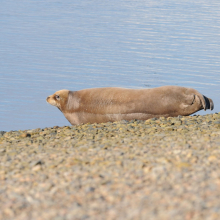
left=46, top=86, right=214, bottom=125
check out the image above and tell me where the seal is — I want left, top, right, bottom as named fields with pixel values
left=46, top=86, right=214, bottom=125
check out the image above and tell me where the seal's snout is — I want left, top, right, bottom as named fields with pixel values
left=46, top=94, right=59, bottom=107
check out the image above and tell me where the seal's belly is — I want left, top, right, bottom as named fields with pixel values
left=65, top=112, right=176, bottom=125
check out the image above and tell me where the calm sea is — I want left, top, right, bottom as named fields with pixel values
left=1, top=0, right=220, bottom=131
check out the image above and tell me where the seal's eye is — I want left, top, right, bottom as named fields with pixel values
left=55, top=95, right=60, bottom=100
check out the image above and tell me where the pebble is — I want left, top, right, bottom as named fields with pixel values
left=1, top=113, right=220, bottom=219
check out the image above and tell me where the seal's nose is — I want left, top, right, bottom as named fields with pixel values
left=46, top=96, right=50, bottom=102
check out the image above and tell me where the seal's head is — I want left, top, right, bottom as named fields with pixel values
left=46, top=90, right=69, bottom=111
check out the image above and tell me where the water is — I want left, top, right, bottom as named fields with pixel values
left=1, top=0, right=220, bottom=131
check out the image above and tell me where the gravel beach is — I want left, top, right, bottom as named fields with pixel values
left=1, top=113, right=220, bottom=220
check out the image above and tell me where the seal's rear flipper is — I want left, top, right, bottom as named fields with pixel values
left=203, top=95, right=214, bottom=111
left=209, top=98, right=214, bottom=110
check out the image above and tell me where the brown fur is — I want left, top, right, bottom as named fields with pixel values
left=46, top=86, right=214, bottom=125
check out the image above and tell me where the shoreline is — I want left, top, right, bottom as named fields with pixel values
left=1, top=113, right=220, bottom=219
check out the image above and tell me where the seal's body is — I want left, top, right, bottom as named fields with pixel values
left=46, top=86, right=214, bottom=125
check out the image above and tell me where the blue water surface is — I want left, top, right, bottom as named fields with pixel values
left=0, top=0, right=220, bottom=131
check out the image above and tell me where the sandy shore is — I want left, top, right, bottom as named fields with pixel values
left=1, top=113, right=220, bottom=220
